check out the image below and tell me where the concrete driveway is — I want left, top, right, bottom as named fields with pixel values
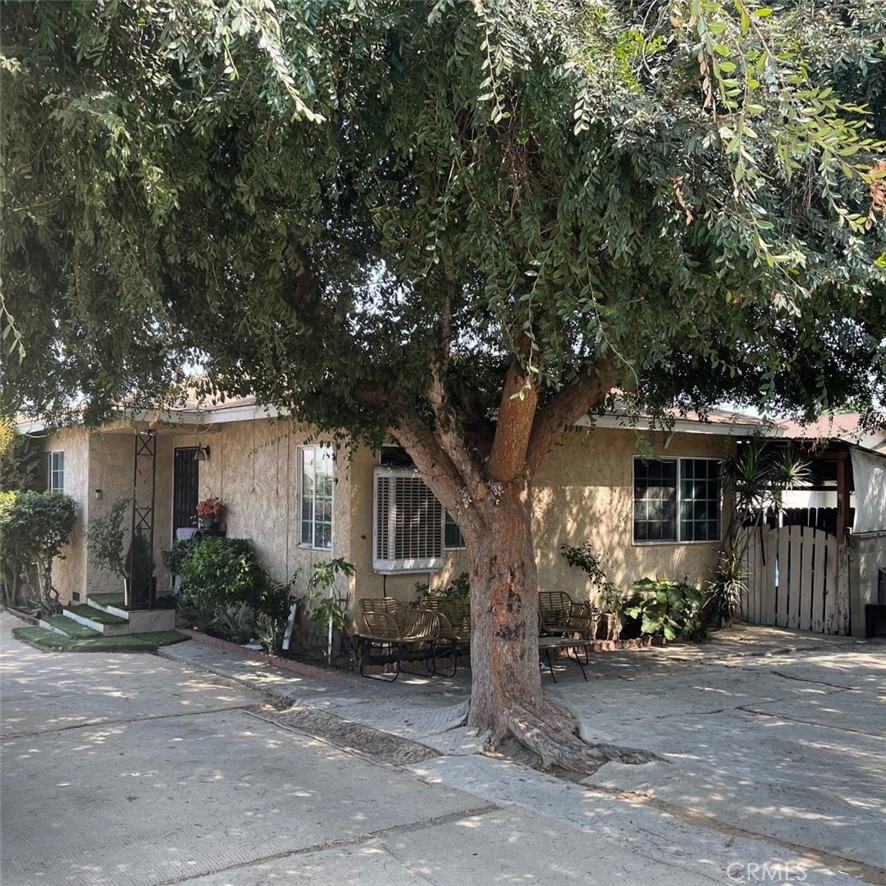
left=2, top=612, right=884, bottom=885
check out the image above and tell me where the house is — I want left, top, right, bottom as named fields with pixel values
left=28, top=400, right=883, bottom=638
left=20, top=399, right=759, bottom=624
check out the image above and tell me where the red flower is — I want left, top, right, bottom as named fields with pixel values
left=196, top=497, right=223, bottom=518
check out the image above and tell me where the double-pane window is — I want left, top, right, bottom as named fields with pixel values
left=633, top=457, right=720, bottom=543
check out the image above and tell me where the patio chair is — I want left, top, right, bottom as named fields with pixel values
left=356, top=597, right=443, bottom=681
left=538, top=590, right=597, bottom=641
left=423, top=594, right=471, bottom=676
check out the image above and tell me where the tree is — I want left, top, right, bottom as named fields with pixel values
left=2, top=0, right=884, bottom=769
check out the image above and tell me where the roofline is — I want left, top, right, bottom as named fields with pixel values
left=575, top=413, right=773, bottom=437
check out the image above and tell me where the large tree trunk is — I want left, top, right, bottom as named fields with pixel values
left=463, top=482, right=655, bottom=773
left=395, top=358, right=652, bottom=773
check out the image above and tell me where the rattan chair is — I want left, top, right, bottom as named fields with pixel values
left=356, top=597, right=442, bottom=681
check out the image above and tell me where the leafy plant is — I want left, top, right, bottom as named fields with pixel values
left=707, top=437, right=811, bottom=627
left=86, top=498, right=131, bottom=580
left=177, top=537, right=269, bottom=627
left=559, top=542, right=622, bottom=612
left=0, top=490, right=76, bottom=613
left=217, top=602, right=255, bottom=645
left=0, top=431, right=42, bottom=493
left=159, top=536, right=204, bottom=576
left=625, top=578, right=705, bottom=642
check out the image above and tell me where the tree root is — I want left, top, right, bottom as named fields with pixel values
left=485, top=696, right=660, bottom=775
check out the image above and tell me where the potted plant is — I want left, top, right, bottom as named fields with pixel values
left=195, top=496, right=223, bottom=529
left=86, top=497, right=157, bottom=605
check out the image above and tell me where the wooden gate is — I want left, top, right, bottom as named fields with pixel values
left=741, top=525, right=846, bottom=634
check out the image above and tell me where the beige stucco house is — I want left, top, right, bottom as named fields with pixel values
left=23, top=399, right=767, bottom=623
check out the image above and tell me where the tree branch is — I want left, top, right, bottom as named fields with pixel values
left=487, top=357, right=539, bottom=484
left=394, top=411, right=488, bottom=538
left=526, top=357, right=619, bottom=475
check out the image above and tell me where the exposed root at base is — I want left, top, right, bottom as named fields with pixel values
left=481, top=697, right=659, bottom=775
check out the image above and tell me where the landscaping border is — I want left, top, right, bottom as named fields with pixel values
left=176, top=628, right=343, bottom=681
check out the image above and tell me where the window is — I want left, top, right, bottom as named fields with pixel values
left=633, top=457, right=720, bottom=543
left=299, top=444, right=334, bottom=549
left=47, top=451, right=65, bottom=492
left=444, top=511, right=465, bottom=549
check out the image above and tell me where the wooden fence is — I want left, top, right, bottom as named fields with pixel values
left=741, top=525, right=845, bottom=633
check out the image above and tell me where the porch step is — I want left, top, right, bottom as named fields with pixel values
left=38, top=614, right=102, bottom=641
left=86, top=593, right=129, bottom=620
left=63, top=604, right=130, bottom=637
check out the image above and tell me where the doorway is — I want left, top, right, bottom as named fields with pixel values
left=173, top=448, right=200, bottom=535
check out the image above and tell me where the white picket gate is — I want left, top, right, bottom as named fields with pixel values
left=741, top=525, right=846, bottom=634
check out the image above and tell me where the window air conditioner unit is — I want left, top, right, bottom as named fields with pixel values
left=373, top=466, right=444, bottom=573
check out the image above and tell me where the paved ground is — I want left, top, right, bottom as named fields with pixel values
left=2, top=612, right=884, bottom=885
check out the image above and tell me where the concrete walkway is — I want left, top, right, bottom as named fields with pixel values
left=3, top=613, right=884, bottom=885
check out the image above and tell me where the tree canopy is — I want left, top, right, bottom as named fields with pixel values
left=2, top=0, right=884, bottom=433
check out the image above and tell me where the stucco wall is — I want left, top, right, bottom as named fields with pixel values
left=532, top=428, right=734, bottom=605
left=184, top=418, right=353, bottom=601
left=42, top=428, right=90, bottom=604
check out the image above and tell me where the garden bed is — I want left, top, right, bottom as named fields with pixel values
left=177, top=628, right=344, bottom=681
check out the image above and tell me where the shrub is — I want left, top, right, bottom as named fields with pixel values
left=624, top=578, right=705, bottom=642
left=86, top=498, right=131, bottom=579
left=177, top=538, right=269, bottom=626
left=0, top=490, right=76, bottom=612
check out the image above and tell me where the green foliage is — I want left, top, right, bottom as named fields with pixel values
left=0, top=490, right=76, bottom=611
left=559, top=542, right=622, bottom=611
left=86, top=498, right=131, bottom=579
left=0, top=432, right=41, bottom=492
left=302, top=558, right=355, bottom=638
left=707, top=551, right=747, bottom=627
left=625, top=578, right=705, bottom=642
left=177, top=537, right=269, bottom=625
left=1, top=0, right=883, bottom=434
left=159, top=536, right=204, bottom=576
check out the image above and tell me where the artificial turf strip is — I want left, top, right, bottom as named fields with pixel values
left=64, top=604, right=128, bottom=625
left=12, top=627, right=188, bottom=653
left=88, top=592, right=126, bottom=609
left=44, top=615, right=102, bottom=640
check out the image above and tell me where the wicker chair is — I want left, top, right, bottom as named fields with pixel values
left=422, top=595, right=471, bottom=676
left=538, top=590, right=597, bottom=641
left=356, top=597, right=442, bottom=681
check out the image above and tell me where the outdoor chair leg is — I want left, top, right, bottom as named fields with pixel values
left=543, top=649, right=557, bottom=682
left=430, top=639, right=458, bottom=678
left=566, top=645, right=588, bottom=681
left=359, top=641, right=403, bottom=682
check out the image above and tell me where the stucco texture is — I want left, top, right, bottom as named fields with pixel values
left=42, top=428, right=90, bottom=604
left=532, top=428, right=734, bottom=604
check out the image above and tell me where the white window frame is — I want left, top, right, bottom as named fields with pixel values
left=297, top=444, right=335, bottom=550
left=47, top=450, right=65, bottom=492
left=632, top=456, right=721, bottom=545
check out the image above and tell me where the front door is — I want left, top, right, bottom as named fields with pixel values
left=173, top=448, right=200, bottom=535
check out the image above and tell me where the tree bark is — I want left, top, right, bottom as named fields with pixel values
left=395, top=358, right=654, bottom=773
